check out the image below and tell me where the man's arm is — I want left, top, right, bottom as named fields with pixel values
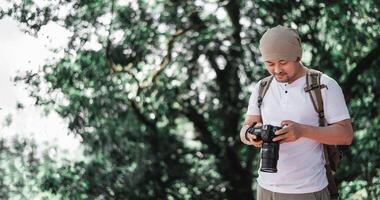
left=273, top=119, right=353, bottom=145
left=301, top=119, right=353, bottom=145
left=240, top=115, right=263, bottom=147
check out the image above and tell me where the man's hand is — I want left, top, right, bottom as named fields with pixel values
left=240, top=123, right=263, bottom=147
left=273, top=120, right=304, bottom=143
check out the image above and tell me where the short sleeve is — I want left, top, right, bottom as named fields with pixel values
left=246, top=80, right=262, bottom=116
left=321, top=75, right=351, bottom=124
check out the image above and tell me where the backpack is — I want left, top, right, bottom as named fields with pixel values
left=257, top=68, right=342, bottom=200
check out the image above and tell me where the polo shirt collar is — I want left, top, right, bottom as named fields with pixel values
left=274, top=74, right=306, bottom=88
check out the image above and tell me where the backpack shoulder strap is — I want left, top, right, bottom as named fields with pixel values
left=258, top=75, right=274, bottom=109
left=304, top=68, right=341, bottom=199
left=304, top=68, right=328, bottom=126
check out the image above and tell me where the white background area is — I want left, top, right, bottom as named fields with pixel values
left=0, top=16, right=82, bottom=159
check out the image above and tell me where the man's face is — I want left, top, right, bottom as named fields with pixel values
left=264, top=59, right=299, bottom=83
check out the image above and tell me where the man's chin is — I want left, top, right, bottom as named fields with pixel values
left=275, top=76, right=288, bottom=83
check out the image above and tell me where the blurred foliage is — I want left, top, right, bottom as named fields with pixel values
left=0, top=136, right=63, bottom=199
left=1, top=0, right=380, bottom=199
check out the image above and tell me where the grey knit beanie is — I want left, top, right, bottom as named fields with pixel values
left=259, top=25, right=302, bottom=61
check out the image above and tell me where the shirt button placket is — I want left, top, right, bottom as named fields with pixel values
left=284, top=84, right=289, bottom=106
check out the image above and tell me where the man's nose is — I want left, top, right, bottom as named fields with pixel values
left=273, top=64, right=282, bottom=74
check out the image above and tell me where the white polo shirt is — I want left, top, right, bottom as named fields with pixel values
left=246, top=73, right=350, bottom=194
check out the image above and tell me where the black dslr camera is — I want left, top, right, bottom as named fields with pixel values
left=246, top=124, right=282, bottom=173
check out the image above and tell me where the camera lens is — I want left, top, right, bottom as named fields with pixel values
left=260, top=142, right=279, bottom=173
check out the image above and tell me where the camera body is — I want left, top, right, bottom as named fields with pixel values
left=246, top=124, right=282, bottom=173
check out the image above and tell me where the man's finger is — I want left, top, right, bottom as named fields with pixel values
left=247, top=134, right=257, bottom=140
left=275, top=127, right=288, bottom=135
left=281, top=120, right=291, bottom=126
left=255, top=122, right=263, bottom=127
left=273, top=134, right=286, bottom=142
left=247, top=135, right=262, bottom=146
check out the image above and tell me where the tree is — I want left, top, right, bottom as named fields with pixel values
left=0, top=136, right=63, bottom=199
left=2, top=0, right=380, bottom=199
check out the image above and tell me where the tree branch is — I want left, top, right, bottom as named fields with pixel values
left=129, top=100, right=167, bottom=198
left=222, top=0, right=242, bottom=45
left=105, top=13, right=194, bottom=95
left=139, top=27, right=192, bottom=90
left=180, top=100, right=222, bottom=156
left=343, top=39, right=380, bottom=102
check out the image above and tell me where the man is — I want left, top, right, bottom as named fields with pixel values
left=240, top=25, right=353, bottom=200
